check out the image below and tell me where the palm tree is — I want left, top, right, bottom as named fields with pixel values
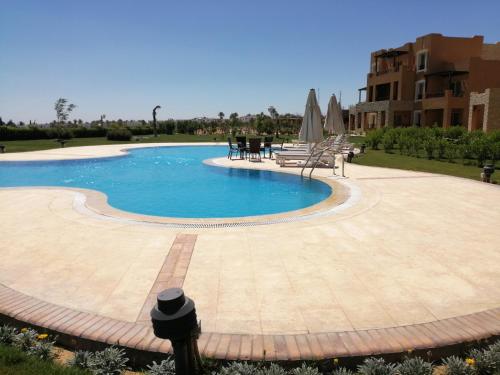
left=268, top=106, right=280, bottom=137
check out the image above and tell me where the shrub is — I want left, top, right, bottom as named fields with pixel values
left=216, top=361, right=260, bottom=375
left=469, top=347, right=500, bottom=375
left=331, top=367, right=356, bottom=375
left=436, top=139, right=447, bottom=159
left=289, top=363, right=321, bottom=375
left=68, top=346, right=128, bottom=375
left=68, top=350, right=93, bottom=369
left=382, top=130, right=398, bottom=153
left=0, top=325, right=17, bottom=345
left=145, top=359, right=175, bottom=375
left=444, top=143, right=458, bottom=162
left=443, top=356, right=474, bottom=375
left=12, top=328, right=38, bottom=352
left=28, top=338, right=56, bottom=361
left=423, top=138, right=436, bottom=159
left=87, top=346, right=128, bottom=375
left=358, top=358, right=399, bottom=375
left=128, top=126, right=153, bottom=136
left=470, top=137, right=493, bottom=166
left=399, top=357, right=433, bottom=375
left=106, top=128, right=132, bottom=141
left=445, top=126, right=466, bottom=140
left=258, top=363, right=288, bottom=375
left=366, top=129, right=384, bottom=150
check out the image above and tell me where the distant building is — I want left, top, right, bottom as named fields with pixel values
left=349, top=33, right=500, bottom=133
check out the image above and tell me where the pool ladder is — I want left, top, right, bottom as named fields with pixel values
left=300, top=137, right=347, bottom=178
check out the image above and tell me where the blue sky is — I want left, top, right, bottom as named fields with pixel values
left=1, top=0, right=499, bottom=123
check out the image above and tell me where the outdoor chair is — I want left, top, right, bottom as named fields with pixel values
left=264, top=136, right=273, bottom=158
left=236, top=136, right=248, bottom=159
left=248, top=138, right=262, bottom=162
left=227, top=138, right=240, bottom=159
left=0, top=145, right=5, bottom=153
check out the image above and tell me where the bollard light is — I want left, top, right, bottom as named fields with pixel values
left=151, top=288, right=201, bottom=375
left=347, top=151, right=354, bottom=163
left=483, top=165, right=495, bottom=183
left=360, top=143, right=366, bottom=153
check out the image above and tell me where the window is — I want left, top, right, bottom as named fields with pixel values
left=413, top=111, right=422, bottom=127
left=415, top=80, right=425, bottom=101
left=416, top=50, right=428, bottom=72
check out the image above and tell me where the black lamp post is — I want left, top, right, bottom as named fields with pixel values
left=153, top=105, right=161, bottom=137
left=151, top=288, right=201, bottom=375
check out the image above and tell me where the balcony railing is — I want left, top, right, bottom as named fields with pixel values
left=425, top=90, right=464, bottom=99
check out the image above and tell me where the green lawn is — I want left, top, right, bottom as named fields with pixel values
left=0, top=134, right=233, bottom=153
left=0, top=344, right=88, bottom=375
left=353, top=149, right=497, bottom=182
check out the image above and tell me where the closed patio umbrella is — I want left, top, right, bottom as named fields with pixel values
left=324, top=94, right=345, bottom=135
left=299, top=89, right=323, bottom=145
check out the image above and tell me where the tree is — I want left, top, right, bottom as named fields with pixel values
left=100, top=114, right=106, bottom=127
left=229, top=112, right=239, bottom=136
left=54, top=98, right=76, bottom=125
left=218, top=112, right=225, bottom=121
left=268, top=106, right=280, bottom=137
left=0, top=117, right=4, bottom=126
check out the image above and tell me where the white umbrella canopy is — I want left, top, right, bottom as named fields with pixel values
left=324, top=94, right=345, bottom=135
left=299, top=89, right=323, bottom=144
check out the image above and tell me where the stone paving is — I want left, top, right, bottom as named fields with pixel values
left=1, top=143, right=499, bottom=360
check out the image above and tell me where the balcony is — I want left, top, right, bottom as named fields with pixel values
left=425, top=90, right=464, bottom=99
left=422, top=90, right=467, bottom=110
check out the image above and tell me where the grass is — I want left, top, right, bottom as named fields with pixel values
left=0, top=134, right=233, bottom=153
left=0, top=344, right=89, bottom=375
left=353, top=149, right=498, bottom=182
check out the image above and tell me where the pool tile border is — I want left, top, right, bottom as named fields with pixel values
left=136, top=234, right=197, bottom=324
left=1, top=282, right=498, bottom=363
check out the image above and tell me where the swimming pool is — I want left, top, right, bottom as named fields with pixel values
left=0, top=146, right=332, bottom=218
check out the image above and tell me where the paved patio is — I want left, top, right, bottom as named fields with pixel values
left=1, top=143, right=499, bottom=360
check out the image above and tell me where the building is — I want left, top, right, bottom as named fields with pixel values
left=349, top=34, right=500, bottom=133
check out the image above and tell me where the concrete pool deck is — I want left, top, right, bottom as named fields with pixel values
left=1, top=143, right=499, bottom=361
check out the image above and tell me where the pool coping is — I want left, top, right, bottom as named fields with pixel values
left=0, top=143, right=352, bottom=228
left=1, top=281, right=499, bottom=364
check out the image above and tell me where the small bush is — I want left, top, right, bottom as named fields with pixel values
left=0, top=325, right=17, bottom=345
left=423, top=138, right=436, bottom=159
left=469, top=347, right=500, bottom=375
left=106, top=128, right=132, bottom=141
left=358, top=358, right=399, bottom=375
left=258, top=363, right=288, bottom=375
left=145, top=358, right=175, bottom=375
left=382, top=130, right=398, bottom=153
left=331, top=367, right=356, bottom=375
left=28, top=338, right=56, bottom=361
left=443, top=356, right=474, bottom=375
left=67, top=346, right=128, bottom=375
left=12, top=328, right=38, bottom=352
left=289, top=363, right=321, bottom=375
left=216, top=361, right=260, bottom=375
left=68, top=350, right=93, bottom=369
left=366, top=130, right=384, bottom=150
left=399, top=357, right=433, bottom=375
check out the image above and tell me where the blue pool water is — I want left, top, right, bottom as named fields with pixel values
left=0, top=146, right=332, bottom=218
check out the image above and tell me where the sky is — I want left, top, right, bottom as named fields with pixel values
left=1, top=0, right=500, bottom=123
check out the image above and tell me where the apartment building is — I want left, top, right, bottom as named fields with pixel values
left=348, top=34, right=500, bottom=133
